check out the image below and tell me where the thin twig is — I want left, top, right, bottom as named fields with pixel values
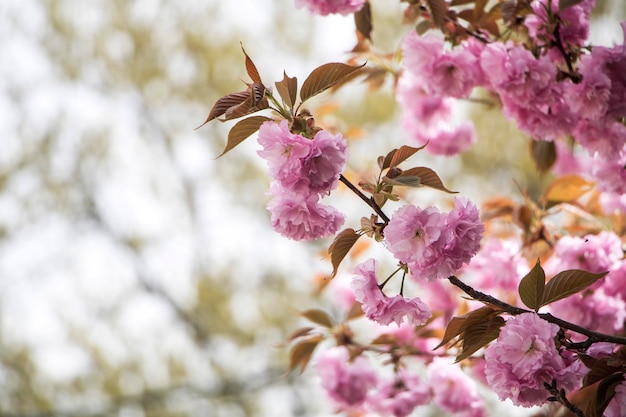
left=339, top=174, right=390, bottom=223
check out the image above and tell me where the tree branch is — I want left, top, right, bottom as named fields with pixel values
left=447, top=275, right=626, bottom=346
left=339, top=174, right=390, bottom=223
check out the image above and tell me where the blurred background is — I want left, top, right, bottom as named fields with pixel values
left=0, top=0, right=624, bottom=416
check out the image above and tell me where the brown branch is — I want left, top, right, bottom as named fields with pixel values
left=447, top=276, right=626, bottom=346
left=339, top=174, right=390, bottom=223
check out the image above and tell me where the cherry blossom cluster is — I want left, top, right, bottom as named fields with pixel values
left=203, top=0, right=626, bottom=415
left=316, top=346, right=483, bottom=417
left=257, top=120, right=347, bottom=240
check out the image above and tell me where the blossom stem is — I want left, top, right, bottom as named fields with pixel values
left=447, top=275, right=626, bottom=346
left=339, top=174, right=390, bottom=223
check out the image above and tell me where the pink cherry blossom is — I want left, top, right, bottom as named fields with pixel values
left=266, top=184, right=344, bottom=241
left=295, top=0, right=365, bottom=16
left=465, top=237, right=529, bottom=294
left=351, top=259, right=432, bottom=326
left=427, top=358, right=485, bottom=417
left=484, top=313, right=585, bottom=407
left=315, top=346, right=378, bottom=409
left=525, top=0, right=593, bottom=50
left=384, top=199, right=483, bottom=281
left=366, top=369, right=431, bottom=417
left=303, top=128, right=347, bottom=194
left=413, top=121, right=477, bottom=156
left=384, top=205, right=448, bottom=281
left=257, top=121, right=347, bottom=195
left=402, top=31, right=482, bottom=98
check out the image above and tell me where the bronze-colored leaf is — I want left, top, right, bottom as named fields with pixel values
left=456, top=316, right=505, bottom=362
left=389, top=144, right=427, bottom=168
left=300, top=62, right=366, bottom=103
left=196, top=91, right=250, bottom=129
left=275, top=71, right=298, bottom=109
left=224, top=84, right=269, bottom=121
left=289, top=336, right=323, bottom=373
left=435, top=316, right=466, bottom=349
left=287, top=326, right=315, bottom=341
left=518, top=259, right=545, bottom=311
left=301, top=308, right=334, bottom=328
left=584, top=358, right=621, bottom=387
left=354, top=1, right=373, bottom=41
left=371, top=333, right=398, bottom=345
left=328, top=228, right=362, bottom=278
left=241, top=44, right=262, bottom=85
left=540, top=269, right=609, bottom=307
left=543, top=174, right=593, bottom=205
left=450, top=0, right=474, bottom=5
left=435, top=306, right=499, bottom=349
left=380, top=148, right=397, bottom=170
left=585, top=373, right=624, bottom=417
left=530, top=140, right=557, bottom=174
left=424, top=0, right=449, bottom=28
left=398, top=167, right=457, bottom=193
left=457, top=8, right=476, bottom=23
left=346, top=301, right=365, bottom=320
left=217, top=115, right=272, bottom=158
left=560, top=0, right=586, bottom=10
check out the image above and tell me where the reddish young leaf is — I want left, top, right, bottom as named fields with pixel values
left=541, top=269, right=609, bottom=307
left=456, top=316, right=505, bottom=362
left=300, top=62, right=366, bottom=103
left=388, top=144, right=427, bottom=168
left=346, top=301, right=365, bottom=320
left=398, top=167, right=457, bottom=193
left=354, top=1, right=373, bottom=41
left=275, top=71, right=298, bottom=109
left=223, top=84, right=269, bottom=121
left=585, top=373, right=624, bottom=417
left=196, top=91, right=250, bottom=128
left=518, top=259, right=546, bottom=311
left=435, top=306, right=499, bottom=349
left=530, top=140, right=557, bottom=173
left=241, top=44, right=263, bottom=85
left=289, top=335, right=323, bottom=373
left=328, top=228, right=362, bottom=278
left=217, top=115, right=272, bottom=158
left=287, top=326, right=315, bottom=341
left=424, top=0, right=449, bottom=28
left=450, top=0, right=475, bottom=5
left=301, top=308, right=334, bottom=328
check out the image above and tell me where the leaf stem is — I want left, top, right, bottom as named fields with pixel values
left=339, top=174, right=390, bottom=223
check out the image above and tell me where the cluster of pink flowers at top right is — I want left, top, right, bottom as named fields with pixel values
left=398, top=0, right=626, bottom=199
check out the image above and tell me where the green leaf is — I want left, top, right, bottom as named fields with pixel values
left=540, top=269, right=609, bottom=307
left=300, top=62, right=365, bottom=103
left=388, top=144, right=427, bottom=168
left=301, top=308, right=334, bottom=328
left=241, top=44, right=262, bottom=84
left=560, top=0, right=585, bottom=10
left=217, top=116, right=272, bottom=158
left=383, top=175, right=422, bottom=187
left=424, top=0, right=448, bottom=28
left=275, top=71, right=298, bottom=109
left=398, top=167, right=457, bottom=193
left=328, top=228, right=362, bottom=278
left=518, top=259, right=546, bottom=311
